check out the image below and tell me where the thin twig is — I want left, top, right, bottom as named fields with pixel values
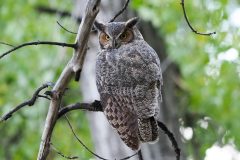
left=109, top=0, right=130, bottom=22
left=36, top=6, right=82, bottom=23
left=0, top=42, right=15, bottom=47
left=57, top=21, right=78, bottom=34
left=180, top=0, right=216, bottom=36
left=50, top=142, right=79, bottom=159
left=0, top=41, right=77, bottom=60
left=119, top=152, right=139, bottom=160
left=58, top=100, right=103, bottom=119
left=38, top=95, right=51, bottom=100
left=63, top=109, right=138, bottom=160
left=157, top=121, right=181, bottom=160
left=0, top=83, right=51, bottom=122
left=65, top=115, right=109, bottom=160
left=37, top=5, right=97, bottom=33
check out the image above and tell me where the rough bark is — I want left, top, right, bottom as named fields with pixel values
left=76, top=0, right=185, bottom=159
left=37, top=0, right=100, bottom=159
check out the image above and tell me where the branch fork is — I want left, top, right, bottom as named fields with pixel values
left=37, top=0, right=101, bottom=159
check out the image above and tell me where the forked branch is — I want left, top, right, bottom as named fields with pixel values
left=58, top=102, right=180, bottom=160
left=0, top=83, right=52, bottom=122
left=37, top=0, right=101, bottom=159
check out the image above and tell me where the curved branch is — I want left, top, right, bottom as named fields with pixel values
left=109, top=0, right=130, bottom=22
left=180, top=0, right=216, bottom=36
left=65, top=115, right=139, bottom=160
left=65, top=115, right=108, bottom=160
left=50, top=142, right=78, bottom=159
left=58, top=100, right=103, bottom=119
left=157, top=121, right=181, bottom=160
left=0, top=41, right=77, bottom=60
left=0, top=83, right=51, bottom=122
left=57, top=21, right=78, bottom=35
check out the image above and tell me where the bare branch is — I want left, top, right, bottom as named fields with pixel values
left=38, top=95, right=51, bottom=100
left=109, top=0, right=130, bottom=22
left=180, top=0, right=216, bottom=36
left=0, top=83, right=51, bottom=122
left=57, top=21, right=78, bottom=35
left=58, top=100, right=103, bottom=119
left=59, top=103, right=182, bottom=160
left=37, top=5, right=99, bottom=33
left=65, top=115, right=138, bottom=160
left=65, top=115, right=108, bottom=160
left=0, top=42, right=15, bottom=47
left=37, top=0, right=101, bottom=159
left=119, top=152, right=139, bottom=160
left=0, top=41, right=77, bottom=60
left=50, top=142, right=79, bottom=159
left=157, top=121, right=181, bottom=160
left=36, top=6, right=82, bottom=23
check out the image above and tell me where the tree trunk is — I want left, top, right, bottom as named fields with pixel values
left=74, top=0, right=185, bottom=159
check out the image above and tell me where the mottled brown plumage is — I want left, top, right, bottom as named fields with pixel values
left=95, top=17, right=162, bottom=150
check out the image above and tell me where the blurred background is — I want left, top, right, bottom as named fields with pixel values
left=0, top=0, right=239, bottom=160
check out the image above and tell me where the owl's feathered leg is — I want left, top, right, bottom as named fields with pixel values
left=138, top=117, right=159, bottom=142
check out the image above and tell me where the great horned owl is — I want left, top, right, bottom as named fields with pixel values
left=95, top=17, right=163, bottom=150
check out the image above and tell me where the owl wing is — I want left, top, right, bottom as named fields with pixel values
left=101, top=93, right=140, bottom=150
left=120, top=42, right=162, bottom=142
left=124, top=41, right=163, bottom=118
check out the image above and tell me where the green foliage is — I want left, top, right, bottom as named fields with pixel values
left=0, top=0, right=93, bottom=159
left=132, top=0, right=240, bottom=159
left=1, top=0, right=240, bottom=159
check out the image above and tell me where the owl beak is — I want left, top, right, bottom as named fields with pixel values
left=112, top=39, right=119, bottom=49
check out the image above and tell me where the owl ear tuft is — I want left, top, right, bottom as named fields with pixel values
left=125, top=17, right=139, bottom=28
left=94, top=20, right=105, bottom=32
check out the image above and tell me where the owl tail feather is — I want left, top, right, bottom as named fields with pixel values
left=138, top=117, right=159, bottom=143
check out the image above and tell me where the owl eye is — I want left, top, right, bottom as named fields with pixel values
left=100, top=33, right=110, bottom=42
left=119, top=30, right=133, bottom=42
left=119, top=32, right=128, bottom=40
left=104, top=34, right=110, bottom=40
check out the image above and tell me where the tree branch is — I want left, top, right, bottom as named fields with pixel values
left=57, top=21, right=78, bottom=35
left=36, top=6, right=82, bottom=23
left=65, top=115, right=108, bottom=160
left=180, top=0, right=216, bottom=36
left=58, top=102, right=183, bottom=160
left=0, top=42, right=15, bottom=47
left=0, top=41, right=77, bottom=60
left=37, top=0, right=101, bottom=159
left=50, top=142, right=79, bottom=159
left=65, top=115, right=139, bottom=160
left=58, top=100, right=102, bottom=119
left=0, top=83, right=51, bottom=122
left=157, top=121, right=181, bottom=160
left=109, top=0, right=130, bottom=22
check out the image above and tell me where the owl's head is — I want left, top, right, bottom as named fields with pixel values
left=94, top=17, right=143, bottom=49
